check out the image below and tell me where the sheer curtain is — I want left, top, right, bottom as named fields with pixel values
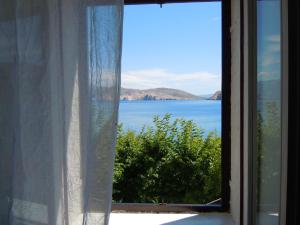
left=0, top=0, right=123, bottom=224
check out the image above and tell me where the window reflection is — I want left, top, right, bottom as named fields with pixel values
left=256, top=0, right=281, bottom=224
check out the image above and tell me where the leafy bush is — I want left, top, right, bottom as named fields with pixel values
left=113, top=114, right=221, bottom=204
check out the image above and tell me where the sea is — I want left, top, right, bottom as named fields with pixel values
left=118, top=100, right=221, bottom=135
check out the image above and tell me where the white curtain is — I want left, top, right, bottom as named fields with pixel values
left=0, top=0, right=123, bottom=224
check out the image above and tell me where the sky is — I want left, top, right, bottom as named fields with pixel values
left=121, top=2, right=221, bottom=96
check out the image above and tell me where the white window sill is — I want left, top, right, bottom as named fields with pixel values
left=109, top=213, right=236, bottom=225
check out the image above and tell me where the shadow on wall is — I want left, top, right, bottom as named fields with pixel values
left=161, top=214, right=234, bottom=225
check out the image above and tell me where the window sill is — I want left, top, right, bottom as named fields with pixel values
left=109, top=213, right=236, bottom=225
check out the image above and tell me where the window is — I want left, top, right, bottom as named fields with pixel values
left=245, top=0, right=289, bottom=224
left=112, top=0, right=231, bottom=212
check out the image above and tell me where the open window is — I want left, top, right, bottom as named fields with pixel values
left=112, top=0, right=231, bottom=212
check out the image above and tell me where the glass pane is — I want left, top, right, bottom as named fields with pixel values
left=256, top=0, right=281, bottom=224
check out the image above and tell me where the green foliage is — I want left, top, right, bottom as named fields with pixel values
left=113, top=114, right=221, bottom=204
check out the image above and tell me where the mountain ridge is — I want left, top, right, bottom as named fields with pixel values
left=209, top=90, right=222, bottom=100
left=121, top=87, right=221, bottom=100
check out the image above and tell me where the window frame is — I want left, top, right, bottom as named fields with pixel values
left=112, top=0, right=231, bottom=213
left=286, top=1, right=300, bottom=225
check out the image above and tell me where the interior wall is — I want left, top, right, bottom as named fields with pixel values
left=230, top=0, right=241, bottom=223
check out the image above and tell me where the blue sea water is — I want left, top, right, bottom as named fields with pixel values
left=118, top=100, right=221, bottom=135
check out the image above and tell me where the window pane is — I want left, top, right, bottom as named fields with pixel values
left=256, top=0, right=281, bottom=224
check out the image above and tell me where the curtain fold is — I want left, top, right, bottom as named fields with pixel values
left=0, top=0, right=123, bottom=224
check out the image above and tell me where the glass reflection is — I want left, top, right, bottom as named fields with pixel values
left=256, top=0, right=281, bottom=224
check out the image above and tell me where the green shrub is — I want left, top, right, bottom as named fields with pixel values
left=113, top=114, right=221, bottom=204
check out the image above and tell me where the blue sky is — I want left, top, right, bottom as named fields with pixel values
left=121, top=2, right=221, bottom=95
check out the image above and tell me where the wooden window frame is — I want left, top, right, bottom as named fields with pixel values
left=112, top=0, right=231, bottom=213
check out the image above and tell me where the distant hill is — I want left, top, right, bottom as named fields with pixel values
left=209, top=91, right=222, bottom=100
left=121, top=87, right=203, bottom=100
